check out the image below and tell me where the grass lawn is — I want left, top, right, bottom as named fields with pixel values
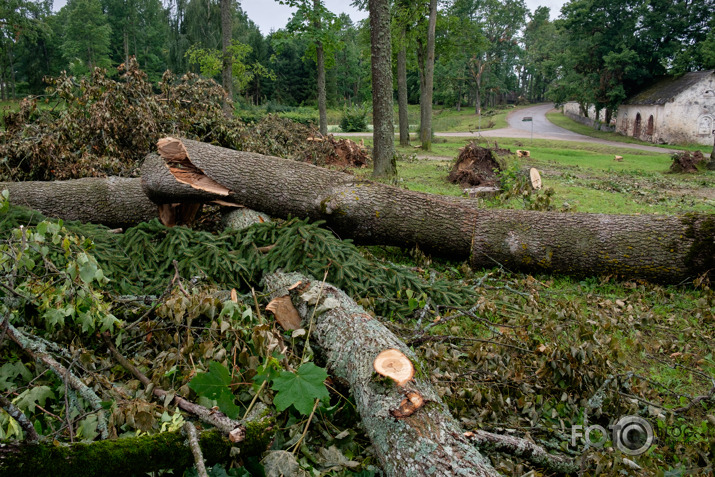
left=345, top=135, right=715, bottom=215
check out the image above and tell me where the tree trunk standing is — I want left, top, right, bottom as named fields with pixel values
left=0, top=177, right=158, bottom=228
left=143, top=139, right=714, bottom=283
left=316, top=42, right=328, bottom=135
left=123, top=28, right=130, bottom=67
left=221, top=0, right=234, bottom=118
left=314, top=0, right=328, bottom=136
left=420, top=0, right=437, bottom=151
left=369, top=0, right=396, bottom=177
left=397, top=32, right=410, bottom=147
left=263, top=272, right=500, bottom=477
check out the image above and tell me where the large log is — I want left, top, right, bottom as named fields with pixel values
left=143, top=138, right=714, bottom=283
left=0, top=177, right=157, bottom=228
left=0, top=428, right=254, bottom=477
left=263, top=271, right=501, bottom=476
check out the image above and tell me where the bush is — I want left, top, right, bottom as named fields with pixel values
left=339, top=104, right=369, bottom=132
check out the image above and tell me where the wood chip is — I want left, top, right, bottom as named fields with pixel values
left=266, top=295, right=302, bottom=330
left=229, top=427, right=246, bottom=443
left=373, top=349, right=414, bottom=386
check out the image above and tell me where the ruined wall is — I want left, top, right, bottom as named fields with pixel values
left=615, top=75, right=715, bottom=146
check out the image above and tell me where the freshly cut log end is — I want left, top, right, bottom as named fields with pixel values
left=266, top=295, right=303, bottom=330
left=157, top=137, right=189, bottom=160
left=529, top=167, right=542, bottom=190
left=373, top=349, right=414, bottom=386
left=158, top=137, right=231, bottom=197
left=391, top=391, right=426, bottom=419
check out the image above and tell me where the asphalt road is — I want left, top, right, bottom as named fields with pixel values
left=340, top=103, right=687, bottom=155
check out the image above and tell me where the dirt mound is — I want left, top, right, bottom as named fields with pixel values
left=304, top=136, right=369, bottom=168
left=447, top=141, right=508, bottom=187
left=669, top=150, right=707, bottom=173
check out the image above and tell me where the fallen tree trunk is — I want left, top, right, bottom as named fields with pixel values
left=144, top=138, right=714, bottom=283
left=264, top=271, right=577, bottom=476
left=264, top=271, right=500, bottom=476
left=0, top=177, right=157, bottom=228
left=0, top=428, right=234, bottom=477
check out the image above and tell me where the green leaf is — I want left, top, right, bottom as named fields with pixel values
left=189, top=361, right=240, bottom=419
left=271, top=362, right=329, bottom=415
left=13, top=386, right=55, bottom=413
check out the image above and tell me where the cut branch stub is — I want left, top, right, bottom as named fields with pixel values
left=157, top=137, right=232, bottom=197
left=373, top=349, right=414, bottom=386
left=391, top=391, right=426, bottom=419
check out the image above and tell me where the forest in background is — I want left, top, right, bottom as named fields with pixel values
left=1, top=0, right=714, bottom=121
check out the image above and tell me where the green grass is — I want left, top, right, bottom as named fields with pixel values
left=546, top=110, right=711, bottom=154
left=343, top=135, right=714, bottom=215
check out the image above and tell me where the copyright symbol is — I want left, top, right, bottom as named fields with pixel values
left=613, top=416, right=654, bottom=456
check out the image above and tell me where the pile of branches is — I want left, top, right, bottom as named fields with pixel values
left=0, top=60, right=356, bottom=181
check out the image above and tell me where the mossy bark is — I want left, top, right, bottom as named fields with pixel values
left=143, top=139, right=714, bottom=283
left=263, top=272, right=500, bottom=476
left=0, top=429, right=236, bottom=477
left=0, top=177, right=157, bottom=228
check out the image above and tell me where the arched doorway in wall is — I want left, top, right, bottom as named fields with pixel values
left=646, top=115, right=654, bottom=136
left=633, top=113, right=642, bottom=138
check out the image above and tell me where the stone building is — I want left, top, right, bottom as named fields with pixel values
left=614, top=70, right=715, bottom=146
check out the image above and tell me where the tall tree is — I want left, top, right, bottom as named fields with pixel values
left=221, top=0, right=233, bottom=115
left=419, top=0, right=436, bottom=150
left=61, top=0, right=112, bottom=74
left=369, top=0, right=396, bottom=177
left=0, top=0, right=48, bottom=98
left=277, top=0, right=340, bottom=136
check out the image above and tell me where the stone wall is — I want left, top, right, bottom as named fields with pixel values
left=562, top=102, right=615, bottom=131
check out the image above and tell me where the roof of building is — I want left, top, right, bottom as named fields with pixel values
left=625, top=70, right=714, bottom=106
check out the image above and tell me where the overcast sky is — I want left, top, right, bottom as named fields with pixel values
left=51, top=0, right=568, bottom=32
left=241, top=0, right=567, bottom=34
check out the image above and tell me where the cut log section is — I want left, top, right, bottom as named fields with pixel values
left=529, top=167, right=542, bottom=190
left=373, top=349, right=414, bottom=386
left=141, top=138, right=714, bottom=283
left=264, top=271, right=500, bottom=476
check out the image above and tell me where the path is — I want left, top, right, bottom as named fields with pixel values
left=443, top=103, right=682, bottom=155
left=338, top=103, right=685, bottom=155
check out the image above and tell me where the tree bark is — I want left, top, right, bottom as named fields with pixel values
left=141, top=138, right=714, bottom=283
left=397, top=31, right=410, bottom=147
left=263, top=271, right=500, bottom=476
left=0, top=177, right=158, bottom=228
left=221, top=0, right=234, bottom=117
left=369, top=0, right=396, bottom=177
left=420, top=0, right=437, bottom=151
left=314, top=0, right=328, bottom=136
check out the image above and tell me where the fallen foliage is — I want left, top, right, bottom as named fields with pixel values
left=0, top=61, right=358, bottom=181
